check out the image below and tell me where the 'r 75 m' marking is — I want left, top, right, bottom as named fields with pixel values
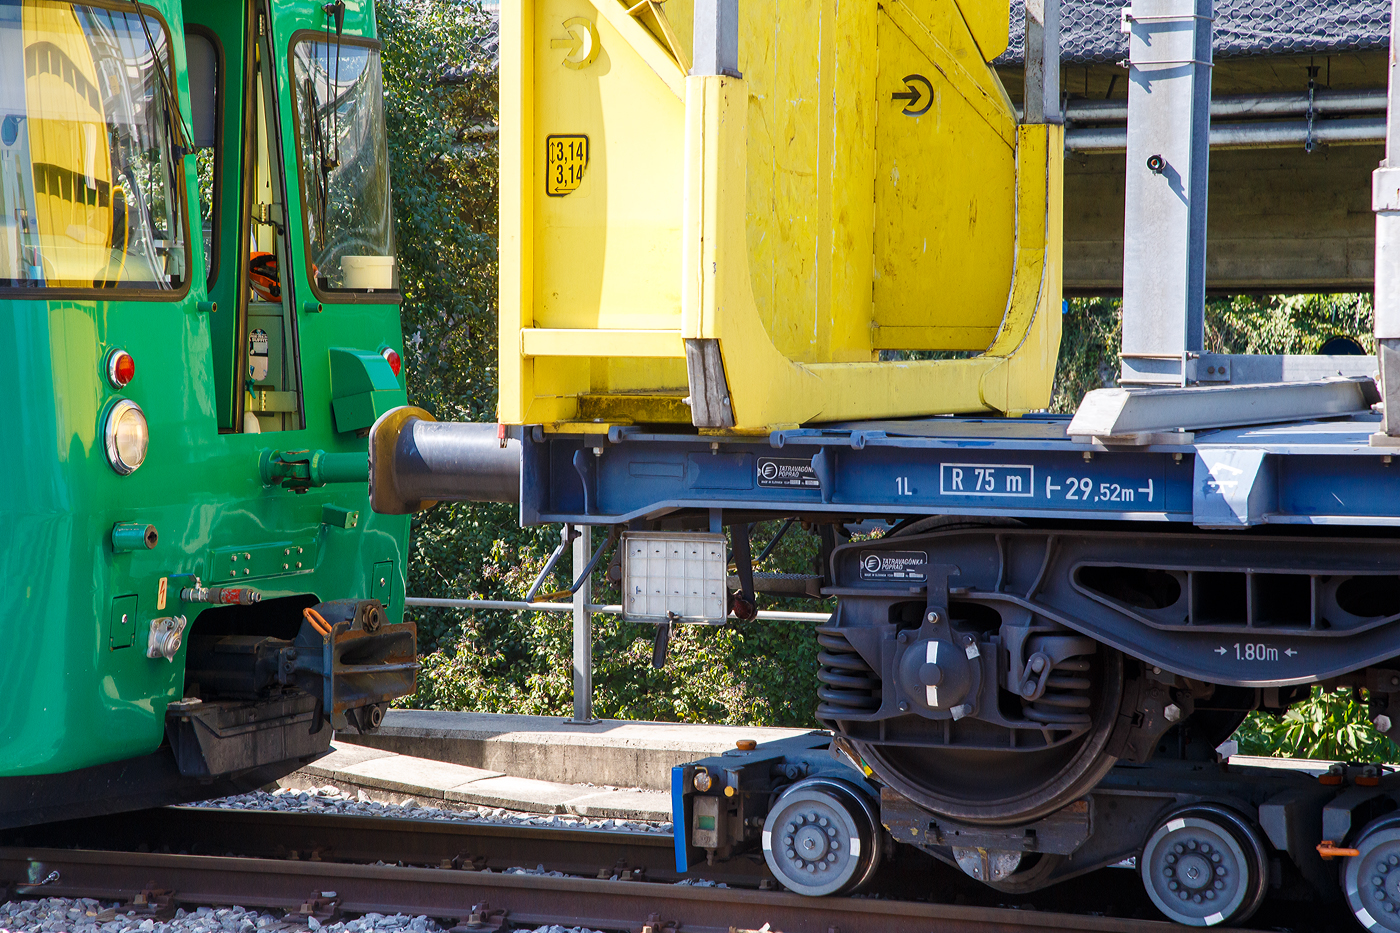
left=939, top=463, right=1035, bottom=498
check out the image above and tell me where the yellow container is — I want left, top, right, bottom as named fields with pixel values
left=500, top=0, right=1063, bottom=433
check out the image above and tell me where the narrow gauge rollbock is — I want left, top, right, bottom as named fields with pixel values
left=2, top=0, right=415, bottom=826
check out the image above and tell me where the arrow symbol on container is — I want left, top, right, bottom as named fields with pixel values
left=550, top=16, right=600, bottom=70
left=892, top=74, right=934, bottom=116
left=1215, top=646, right=1227, bottom=655
left=1285, top=649, right=1298, bottom=657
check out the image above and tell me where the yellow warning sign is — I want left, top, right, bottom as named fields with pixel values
left=545, top=134, right=589, bottom=197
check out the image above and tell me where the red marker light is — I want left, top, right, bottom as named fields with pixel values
left=106, top=349, right=135, bottom=388
left=380, top=346, right=402, bottom=376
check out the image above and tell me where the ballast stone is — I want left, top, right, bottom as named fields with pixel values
left=0, top=899, right=454, bottom=933
left=193, top=783, right=673, bottom=833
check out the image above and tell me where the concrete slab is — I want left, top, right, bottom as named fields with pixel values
left=565, top=790, right=671, bottom=822
left=326, top=754, right=503, bottom=799
left=291, top=743, right=670, bottom=820
left=304, top=743, right=397, bottom=772
left=338, top=710, right=819, bottom=790
left=444, top=775, right=596, bottom=814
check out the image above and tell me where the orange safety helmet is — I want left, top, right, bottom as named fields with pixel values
left=249, top=251, right=281, bottom=301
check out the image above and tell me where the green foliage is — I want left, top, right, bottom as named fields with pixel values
left=381, top=0, right=508, bottom=655
left=1234, top=688, right=1398, bottom=763
left=1049, top=293, right=1374, bottom=414
left=1206, top=293, right=1375, bottom=356
left=1050, top=297, right=1121, bottom=413
left=381, top=0, right=499, bottom=424
left=407, top=517, right=829, bottom=727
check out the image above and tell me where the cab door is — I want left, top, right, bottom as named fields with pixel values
left=183, top=0, right=305, bottom=434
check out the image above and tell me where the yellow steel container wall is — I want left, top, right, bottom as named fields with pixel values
left=500, top=0, right=1063, bottom=433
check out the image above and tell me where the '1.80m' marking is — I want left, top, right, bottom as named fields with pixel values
left=939, top=463, right=1034, bottom=497
left=1214, top=643, right=1296, bottom=661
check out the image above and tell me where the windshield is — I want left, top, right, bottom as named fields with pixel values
left=292, top=38, right=393, bottom=294
left=0, top=1, right=186, bottom=291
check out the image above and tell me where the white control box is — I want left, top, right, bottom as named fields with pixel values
left=621, top=531, right=728, bottom=623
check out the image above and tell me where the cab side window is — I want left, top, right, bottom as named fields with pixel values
left=185, top=30, right=218, bottom=287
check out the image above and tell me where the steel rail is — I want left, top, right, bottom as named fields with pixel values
left=0, top=846, right=1178, bottom=933
left=7, top=806, right=767, bottom=887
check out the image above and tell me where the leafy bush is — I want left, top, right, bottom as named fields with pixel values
left=1235, top=688, right=1397, bottom=763
left=407, top=517, right=829, bottom=727
left=1050, top=292, right=1374, bottom=413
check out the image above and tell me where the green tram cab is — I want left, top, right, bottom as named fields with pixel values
left=0, top=0, right=415, bottom=826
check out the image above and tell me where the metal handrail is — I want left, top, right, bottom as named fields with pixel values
left=404, top=596, right=831, bottom=622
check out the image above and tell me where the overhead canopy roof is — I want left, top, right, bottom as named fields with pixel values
left=1000, top=0, right=1390, bottom=65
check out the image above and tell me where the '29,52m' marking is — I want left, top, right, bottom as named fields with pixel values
left=933, top=463, right=1156, bottom=506
left=1048, top=477, right=1155, bottom=504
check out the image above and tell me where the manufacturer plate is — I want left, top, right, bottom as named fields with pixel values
left=757, top=457, right=819, bottom=489
left=859, top=550, right=928, bottom=582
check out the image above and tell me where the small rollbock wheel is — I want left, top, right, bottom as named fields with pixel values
left=1139, top=805, right=1268, bottom=927
left=1343, top=816, right=1400, bottom=931
left=761, top=777, right=882, bottom=897
left=983, top=853, right=1066, bottom=894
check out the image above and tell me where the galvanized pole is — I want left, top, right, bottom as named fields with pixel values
left=1023, top=0, right=1061, bottom=125
left=1120, top=0, right=1213, bottom=386
left=1374, top=0, right=1400, bottom=441
left=691, top=0, right=739, bottom=76
left=568, top=525, right=597, bottom=723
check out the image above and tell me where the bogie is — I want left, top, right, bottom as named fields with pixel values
left=667, top=518, right=1400, bottom=925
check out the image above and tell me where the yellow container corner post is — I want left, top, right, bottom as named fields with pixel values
left=500, top=0, right=1064, bottom=433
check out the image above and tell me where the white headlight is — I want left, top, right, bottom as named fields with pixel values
left=104, top=399, right=149, bottom=475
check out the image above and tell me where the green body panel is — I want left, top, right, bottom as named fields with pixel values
left=0, top=0, right=409, bottom=777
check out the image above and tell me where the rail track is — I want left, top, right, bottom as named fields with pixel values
left=1, top=806, right=749, bottom=887
left=0, top=808, right=1327, bottom=932
left=0, top=845, right=1175, bottom=933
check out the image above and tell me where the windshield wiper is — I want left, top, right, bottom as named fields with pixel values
left=306, top=76, right=331, bottom=246
left=127, top=0, right=193, bottom=160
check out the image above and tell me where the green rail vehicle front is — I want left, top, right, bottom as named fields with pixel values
left=0, top=0, right=416, bottom=827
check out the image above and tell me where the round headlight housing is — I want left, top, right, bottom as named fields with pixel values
left=104, top=399, right=149, bottom=475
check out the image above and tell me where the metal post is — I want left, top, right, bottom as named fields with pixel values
left=1023, top=0, right=1061, bottom=125
left=1120, top=0, right=1213, bottom=386
left=1373, top=0, right=1400, bottom=442
left=692, top=0, right=739, bottom=77
left=568, top=525, right=597, bottom=723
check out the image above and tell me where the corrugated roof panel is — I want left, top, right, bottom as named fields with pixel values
left=999, top=0, right=1390, bottom=65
